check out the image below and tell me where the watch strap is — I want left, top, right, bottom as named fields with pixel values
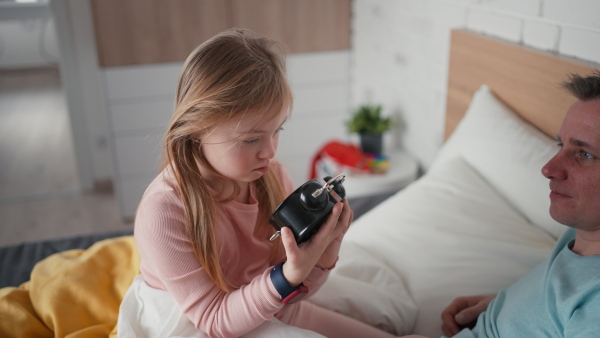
left=270, top=262, right=308, bottom=304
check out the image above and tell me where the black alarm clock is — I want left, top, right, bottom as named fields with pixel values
left=269, top=173, right=346, bottom=244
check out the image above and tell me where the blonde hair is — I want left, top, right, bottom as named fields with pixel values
left=163, top=29, right=292, bottom=291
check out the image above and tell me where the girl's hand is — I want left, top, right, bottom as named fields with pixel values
left=317, top=200, right=353, bottom=269
left=280, top=199, right=353, bottom=286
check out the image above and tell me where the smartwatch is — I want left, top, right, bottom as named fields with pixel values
left=270, top=262, right=309, bottom=304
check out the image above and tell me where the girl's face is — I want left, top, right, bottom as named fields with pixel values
left=201, top=108, right=288, bottom=186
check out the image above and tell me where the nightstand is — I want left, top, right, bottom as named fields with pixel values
left=343, top=150, right=419, bottom=199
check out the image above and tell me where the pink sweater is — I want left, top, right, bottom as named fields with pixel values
left=134, top=162, right=330, bottom=337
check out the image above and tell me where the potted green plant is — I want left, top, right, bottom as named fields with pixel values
left=346, top=104, right=392, bottom=154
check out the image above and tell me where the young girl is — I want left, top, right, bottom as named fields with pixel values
left=117, top=28, right=398, bottom=338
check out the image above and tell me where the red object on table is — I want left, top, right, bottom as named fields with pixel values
left=309, top=141, right=371, bottom=179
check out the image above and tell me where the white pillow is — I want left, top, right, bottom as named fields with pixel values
left=432, top=85, right=567, bottom=239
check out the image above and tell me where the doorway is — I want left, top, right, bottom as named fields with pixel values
left=0, top=2, right=132, bottom=246
left=0, top=2, right=79, bottom=202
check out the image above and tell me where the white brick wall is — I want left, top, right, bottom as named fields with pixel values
left=544, top=0, right=600, bottom=30
left=559, top=27, right=600, bottom=64
left=481, top=0, right=541, bottom=16
left=353, top=0, right=600, bottom=169
left=523, top=20, right=560, bottom=51
left=467, top=7, right=523, bottom=42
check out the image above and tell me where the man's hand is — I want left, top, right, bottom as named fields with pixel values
left=441, top=294, right=496, bottom=336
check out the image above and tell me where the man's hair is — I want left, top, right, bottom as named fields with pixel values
left=561, top=69, right=600, bottom=100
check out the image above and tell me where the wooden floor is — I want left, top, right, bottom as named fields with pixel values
left=0, top=68, right=132, bottom=247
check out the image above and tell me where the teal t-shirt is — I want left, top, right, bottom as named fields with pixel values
left=453, top=228, right=600, bottom=337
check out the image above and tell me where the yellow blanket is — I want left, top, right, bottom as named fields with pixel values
left=0, top=236, right=140, bottom=337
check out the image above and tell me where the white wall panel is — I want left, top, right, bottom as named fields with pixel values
left=103, top=63, right=181, bottom=102
left=116, top=174, right=157, bottom=220
left=287, top=51, right=350, bottom=85
left=279, top=113, right=348, bottom=154
left=109, top=100, right=173, bottom=134
left=292, top=84, right=349, bottom=117
left=112, top=131, right=164, bottom=178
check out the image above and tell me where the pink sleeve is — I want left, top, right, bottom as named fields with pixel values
left=135, top=192, right=285, bottom=338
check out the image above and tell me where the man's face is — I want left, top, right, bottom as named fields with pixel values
left=541, top=99, right=600, bottom=232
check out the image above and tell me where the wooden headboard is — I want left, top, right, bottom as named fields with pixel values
left=445, top=30, right=599, bottom=140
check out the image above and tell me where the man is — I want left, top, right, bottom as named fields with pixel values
left=440, top=71, right=600, bottom=338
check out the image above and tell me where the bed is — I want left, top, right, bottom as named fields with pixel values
left=0, top=29, right=598, bottom=337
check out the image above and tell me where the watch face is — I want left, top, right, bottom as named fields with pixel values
left=282, top=285, right=309, bottom=304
